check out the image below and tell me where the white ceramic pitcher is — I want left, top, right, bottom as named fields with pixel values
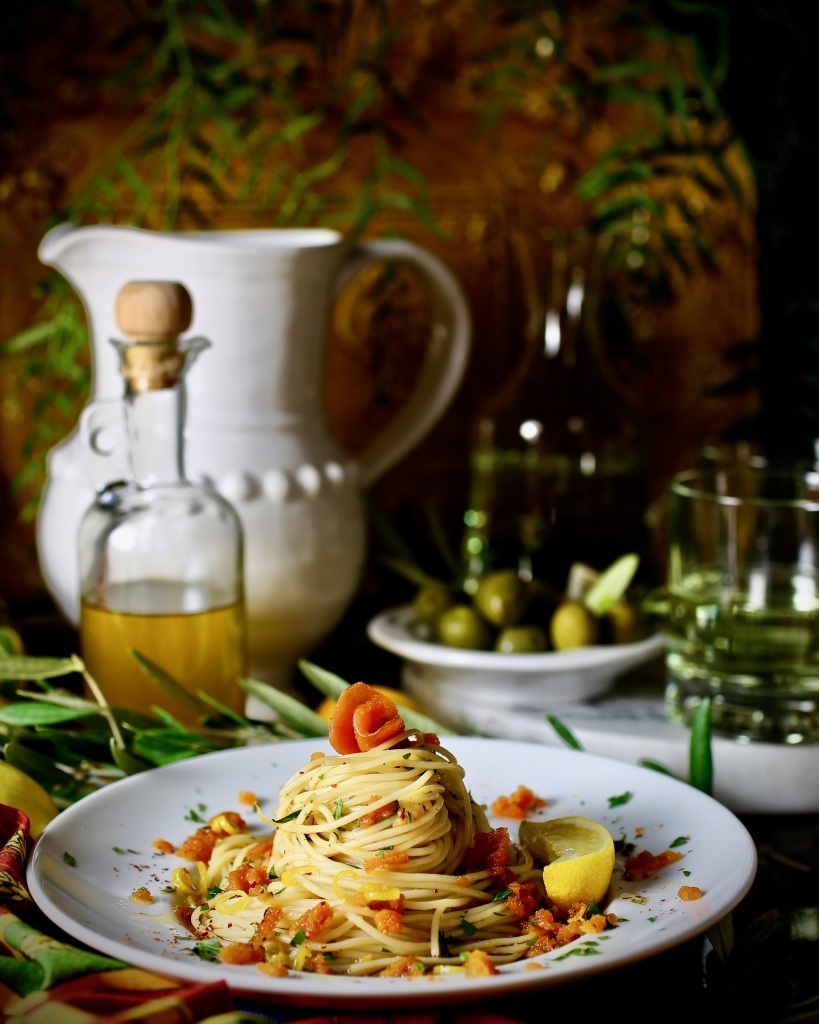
left=37, top=224, right=470, bottom=689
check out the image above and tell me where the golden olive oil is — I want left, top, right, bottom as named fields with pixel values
left=81, top=584, right=246, bottom=725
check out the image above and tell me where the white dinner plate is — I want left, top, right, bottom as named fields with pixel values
left=28, top=738, right=756, bottom=1009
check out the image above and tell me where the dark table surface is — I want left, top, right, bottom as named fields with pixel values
left=10, top=594, right=819, bottom=1024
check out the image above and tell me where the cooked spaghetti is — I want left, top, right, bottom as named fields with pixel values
left=167, top=684, right=612, bottom=977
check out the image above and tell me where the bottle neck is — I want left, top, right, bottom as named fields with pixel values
left=125, top=383, right=186, bottom=485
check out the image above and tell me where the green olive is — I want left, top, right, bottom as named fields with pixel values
left=494, top=626, right=548, bottom=654
left=605, top=599, right=643, bottom=644
left=413, top=584, right=455, bottom=626
left=473, top=571, right=530, bottom=627
left=550, top=601, right=599, bottom=651
left=437, top=606, right=493, bottom=650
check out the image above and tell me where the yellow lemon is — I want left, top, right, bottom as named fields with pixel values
left=0, top=760, right=59, bottom=839
left=519, top=816, right=615, bottom=912
left=316, top=686, right=422, bottom=724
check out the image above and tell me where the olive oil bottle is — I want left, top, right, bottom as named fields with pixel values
left=78, top=282, right=246, bottom=724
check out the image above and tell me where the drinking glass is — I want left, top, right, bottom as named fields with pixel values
left=666, top=467, right=819, bottom=743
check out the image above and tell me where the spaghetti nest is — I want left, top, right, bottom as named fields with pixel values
left=180, top=732, right=543, bottom=976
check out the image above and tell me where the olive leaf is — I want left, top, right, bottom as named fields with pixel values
left=0, top=656, right=78, bottom=681
left=109, top=739, right=152, bottom=776
left=240, top=678, right=329, bottom=738
left=0, top=703, right=99, bottom=727
left=3, top=740, right=76, bottom=789
left=128, top=649, right=210, bottom=716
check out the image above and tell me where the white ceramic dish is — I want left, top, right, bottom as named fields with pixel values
left=367, top=605, right=666, bottom=715
left=28, top=738, right=755, bottom=1009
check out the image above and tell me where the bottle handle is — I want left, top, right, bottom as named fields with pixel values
left=79, top=398, right=129, bottom=488
left=335, top=240, right=471, bottom=487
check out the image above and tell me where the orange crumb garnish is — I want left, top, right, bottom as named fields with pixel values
left=152, top=838, right=174, bottom=854
left=525, top=962, right=544, bottom=971
left=130, top=887, right=154, bottom=904
left=678, top=885, right=703, bottom=901
left=374, top=908, right=404, bottom=935
left=456, top=875, right=471, bottom=887
left=365, top=851, right=409, bottom=873
left=310, top=751, right=326, bottom=760
left=238, top=791, right=257, bottom=806
left=624, top=849, right=683, bottom=881
left=380, top=956, right=423, bottom=977
left=291, top=901, right=334, bottom=939
left=464, top=949, right=498, bottom=977
left=256, top=962, right=288, bottom=977
left=219, top=941, right=264, bottom=965
left=491, top=786, right=547, bottom=820
left=360, top=800, right=399, bottom=829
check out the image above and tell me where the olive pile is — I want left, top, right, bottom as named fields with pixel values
left=412, top=555, right=643, bottom=653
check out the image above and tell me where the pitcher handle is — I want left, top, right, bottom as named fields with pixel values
left=336, top=239, right=471, bottom=487
left=79, top=397, right=129, bottom=488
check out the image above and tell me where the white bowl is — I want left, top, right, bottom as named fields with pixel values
left=366, top=605, right=666, bottom=721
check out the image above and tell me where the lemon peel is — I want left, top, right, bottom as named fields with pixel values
left=0, top=760, right=58, bottom=839
left=519, top=815, right=615, bottom=912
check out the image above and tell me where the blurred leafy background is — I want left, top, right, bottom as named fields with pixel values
left=0, top=0, right=811, bottom=602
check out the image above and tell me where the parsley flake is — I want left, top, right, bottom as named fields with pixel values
left=586, top=899, right=602, bottom=919
left=323, top=952, right=336, bottom=960
left=207, top=886, right=222, bottom=899
left=194, top=939, right=220, bottom=961
left=403, top=753, right=411, bottom=760
left=333, top=799, right=344, bottom=820
left=112, top=847, right=125, bottom=855
left=438, top=933, right=453, bottom=957
left=269, top=868, right=278, bottom=879
left=63, top=852, right=76, bottom=867
left=608, top=791, right=633, bottom=808
left=184, top=809, right=205, bottom=823
left=492, top=888, right=512, bottom=902
left=554, top=946, right=601, bottom=961
left=669, top=836, right=689, bottom=849
left=683, top=870, right=691, bottom=877
left=461, top=916, right=477, bottom=936
left=273, top=810, right=301, bottom=824
left=291, top=929, right=306, bottom=947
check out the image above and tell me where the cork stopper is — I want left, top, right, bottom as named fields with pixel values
left=114, top=282, right=194, bottom=392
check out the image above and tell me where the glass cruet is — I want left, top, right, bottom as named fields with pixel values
left=78, top=281, right=246, bottom=723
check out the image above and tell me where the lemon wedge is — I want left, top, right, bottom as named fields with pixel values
left=0, top=760, right=59, bottom=840
left=519, top=816, right=615, bottom=911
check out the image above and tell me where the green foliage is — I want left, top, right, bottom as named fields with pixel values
left=0, top=0, right=750, bottom=511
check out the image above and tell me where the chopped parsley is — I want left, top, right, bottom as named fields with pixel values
left=290, top=929, right=306, bottom=947
left=461, top=916, right=477, bottom=936
left=318, top=774, right=324, bottom=780
left=526, top=938, right=538, bottom=947
left=271, top=810, right=301, bottom=824
left=608, top=791, right=633, bottom=808
left=194, top=938, right=220, bottom=961
left=379, top=846, right=394, bottom=852
left=333, top=799, right=344, bottom=820
left=683, top=870, right=691, bottom=877
left=63, top=852, right=76, bottom=867
left=407, top=812, right=413, bottom=823
left=438, top=933, right=453, bottom=957
left=323, top=952, right=336, bottom=960
left=161, top=887, right=175, bottom=894
left=381, top=947, right=389, bottom=952
left=403, top=753, right=411, bottom=760
left=554, top=945, right=601, bottom=961
left=273, top=887, right=287, bottom=895
left=207, top=886, right=222, bottom=899
left=184, top=809, right=205, bottom=823
left=198, top=803, right=206, bottom=812
left=492, top=888, right=512, bottom=902
left=648, top=917, right=656, bottom=923
left=586, top=899, right=602, bottom=918
left=113, top=847, right=125, bottom=855
left=613, top=835, right=627, bottom=854
left=617, top=917, right=629, bottom=923
left=669, top=836, right=689, bottom=848
left=269, top=868, right=278, bottom=879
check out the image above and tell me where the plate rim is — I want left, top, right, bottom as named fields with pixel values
left=27, top=737, right=757, bottom=1008
left=367, top=605, right=666, bottom=672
